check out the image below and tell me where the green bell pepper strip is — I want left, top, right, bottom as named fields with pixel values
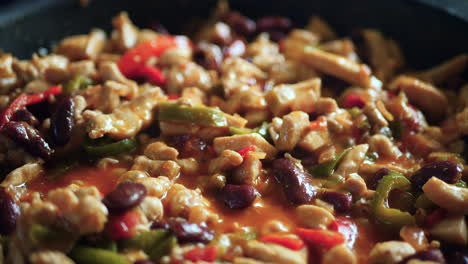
left=414, top=193, right=435, bottom=210
left=254, top=122, right=271, bottom=142
left=309, top=148, right=351, bottom=177
left=158, top=102, right=227, bottom=127
left=29, top=224, right=71, bottom=245
left=69, top=247, right=129, bottom=264
left=64, top=75, right=92, bottom=95
left=229, top=126, right=252, bottom=135
left=230, top=122, right=271, bottom=142
left=372, top=171, right=416, bottom=227
left=455, top=180, right=467, bottom=188
left=120, top=229, right=169, bottom=253
left=83, top=136, right=137, bottom=158
left=149, top=235, right=177, bottom=262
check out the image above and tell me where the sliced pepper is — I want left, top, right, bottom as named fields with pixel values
left=309, top=148, right=351, bottom=178
left=105, top=210, right=142, bottom=240
left=70, top=246, right=129, bottom=264
left=295, top=228, right=345, bottom=250
left=83, top=136, right=137, bottom=158
left=229, top=126, right=253, bottom=135
left=372, top=171, right=416, bottom=227
left=0, top=85, right=62, bottom=127
left=64, top=75, right=92, bottom=95
left=149, top=234, right=177, bottom=262
left=308, top=117, right=327, bottom=130
left=158, top=102, right=227, bottom=127
left=260, top=235, right=305, bottom=250
left=29, top=223, right=77, bottom=250
left=184, top=245, right=218, bottom=262
left=237, top=145, right=256, bottom=158
left=253, top=121, right=271, bottom=142
left=120, top=229, right=169, bottom=253
left=136, top=65, right=166, bottom=86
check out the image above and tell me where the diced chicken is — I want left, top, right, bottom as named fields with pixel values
left=12, top=59, right=39, bottom=83
left=282, top=29, right=320, bottom=60
left=321, top=38, right=360, bottom=62
left=166, top=62, right=216, bottom=94
left=322, top=244, right=357, bottom=264
left=332, top=144, right=369, bottom=181
left=159, top=46, right=192, bottom=67
left=368, top=135, right=402, bottom=160
left=343, top=173, right=369, bottom=198
left=214, top=134, right=278, bottom=159
left=29, top=250, right=75, bottom=264
left=388, top=76, right=448, bottom=122
left=1, top=163, right=43, bottom=200
left=275, top=111, right=310, bottom=151
left=83, top=87, right=166, bottom=139
left=315, top=97, right=339, bottom=115
left=217, top=88, right=267, bottom=114
left=265, top=78, right=321, bottom=116
left=131, top=156, right=181, bottom=179
left=429, top=214, right=468, bottom=245
left=456, top=108, right=468, bottom=135
left=144, top=141, right=179, bottom=161
left=296, top=204, right=335, bottom=229
left=299, top=129, right=329, bottom=152
left=368, top=241, right=415, bottom=264
left=208, top=150, right=243, bottom=173
left=422, top=177, right=468, bottom=214
left=68, top=60, right=97, bottom=78
left=165, top=184, right=214, bottom=220
left=385, top=92, right=427, bottom=130
left=221, top=57, right=265, bottom=97
left=244, top=240, right=306, bottom=264
left=181, top=87, right=206, bottom=106
left=364, top=102, right=389, bottom=127
left=137, top=196, right=164, bottom=222
left=98, top=62, right=138, bottom=98
left=247, top=34, right=285, bottom=71
left=0, top=54, right=18, bottom=93
left=55, top=30, right=106, bottom=60
left=232, top=151, right=264, bottom=185
left=24, top=79, right=52, bottom=94
left=133, top=175, right=172, bottom=199
left=111, top=12, right=139, bottom=52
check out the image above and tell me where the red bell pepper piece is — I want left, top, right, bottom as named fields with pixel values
left=184, top=245, right=218, bottom=262
left=167, top=94, right=180, bottom=100
left=342, top=94, right=365, bottom=109
left=106, top=210, right=141, bottom=240
left=0, top=85, right=62, bottom=127
left=136, top=65, right=166, bottom=85
left=328, top=217, right=357, bottom=246
left=309, top=116, right=327, bottom=130
left=118, top=35, right=190, bottom=78
left=260, top=235, right=305, bottom=250
left=237, top=145, right=257, bottom=158
left=295, top=228, right=345, bottom=250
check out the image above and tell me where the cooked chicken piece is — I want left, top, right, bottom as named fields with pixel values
left=0, top=54, right=18, bottom=93
left=322, top=244, right=357, bottom=264
left=83, top=87, right=166, bottom=139
left=221, top=57, right=265, bottom=97
left=208, top=150, right=243, bottom=173
left=299, top=129, right=329, bottom=152
left=429, top=214, right=467, bottom=245
left=388, top=75, right=448, bottom=122
left=29, top=250, right=75, bottom=264
left=244, top=240, right=306, bottom=264
left=98, top=62, right=138, bottom=98
left=144, top=141, right=179, bottom=161
left=368, top=134, right=402, bottom=160
left=166, top=62, right=216, bottom=94
left=321, top=38, right=360, bottom=62
left=55, top=30, right=106, bottom=60
left=247, top=34, right=285, bottom=71
left=275, top=111, right=310, bottom=151
left=422, top=177, right=468, bottom=214
left=368, top=241, right=415, bottom=264
left=1, top=163, right=43, bottom=200
left=232, top=151, right=264, bottom=185
left=137, top=196, right=164, bottom=222
left=332, top=144, right=369, bottom=181
left=68, top=60, right=97, bottom=78
left=111, top=12, right=139, bottom=52
left=296, top=204, right=335, bottom=229
left=305, top=16, right=337, bottom=41
left=131, top=156, right=180, bottom=179
left=214, top=134, right=278, bottom=159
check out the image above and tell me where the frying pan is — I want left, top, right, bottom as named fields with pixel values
left=0, top=0, right=467, bottom=69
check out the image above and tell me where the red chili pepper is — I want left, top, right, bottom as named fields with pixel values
left=424, top=208, right=446, bottom=228
left=237, top=145, right=257, bottom=158
left=0, top=85, right=62, bottom=127
left=260, top=235, right=305, bottom=250
left=183, top=245, right=218, bottom=262
left=342, top=94, right=365, bottom=109
left=295, top=228, right=345, bottom=250
left=328, top=217, right=357, bottom=246
left=136, top=65, right=166, bottom=85
left=106, top=210, right=141, bottom=240
left=309, top=117, right=327, bottom=130
left=167, top=94, right=180, bottom=100
left=118, top=35, right=190, bottom=78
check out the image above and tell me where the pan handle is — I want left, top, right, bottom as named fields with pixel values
left=415, top=0, right=468, bottom=22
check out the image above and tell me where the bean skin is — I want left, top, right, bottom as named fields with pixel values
left=50, top=97, right=75, bottom=146
left=256, top=16, right=292, bottom=33
left=11, top=108, right=39, bottom=127
left=220, top=184, right=258, bottom=209
left=193, top=42, right=223, bottom=71
left=411, top=161, right=461, bottom=189
left=271, top=158, right=316, bottom=205
left=103, top=182, right=147, bottom=214
left=398, top=249, right=446, bottom=264
left=168, top=217, right=214, bottom=244
left=367, top=167, right=391, bottom=190
left=0, top=187, right=20, bottom=235
left=2, top=121, right=53, bottom=160
left=318, top=190, right=353, bottom=213
left=222, top=12, right=256, bottom=36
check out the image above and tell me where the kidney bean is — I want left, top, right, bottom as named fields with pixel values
left=318, top=190, right=352, bottom=213
left=11, top=109, right=39, bottom=127
left=151, top=220, right=170, bottom=230
left=367, top=167, right=391, bottom=190
left=2, top=121, right=53, bottom=160
left=193, top=42, right=223, bottom=71
left=411, top=161, right=461, bottom=189
left=399, top=248, right=446, bottom=264
left=168, top=217, right=214, bottom=244
left=271, top=158, right=316, bottom=205
left=103, top=182, right=147, bottom=214
left=50, top=97, right=75, bottom=146
left=256, top=16, right=292, bottom=33
left=220, top=184, right=258, bottom=209
left=222, top=12, right=256, bottom=36
left=0, top=187, right=20, bottom=235
left=267, top=31, right=287, bottom=42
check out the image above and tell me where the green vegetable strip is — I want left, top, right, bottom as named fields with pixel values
left=70, top=247, right=129, bottom=264
left=309, top=148, right=351, bottom=177
left=372, top=171, right=416, bottom=227
left=83, top=136, right=137, bottom=157
left=64, top=75, right=93, bottom=95
left=158, top=102, right=227, bottom=127
left=229, top=126, right=253, bottom=135
left=149, top=235, right=177, bottom=262
left=29, top=224, right=71, bottom=245
left=120, top=229, right=169, bottom=253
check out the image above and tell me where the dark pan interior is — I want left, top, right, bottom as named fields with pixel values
left=0, top=0, right=467, bottom=69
